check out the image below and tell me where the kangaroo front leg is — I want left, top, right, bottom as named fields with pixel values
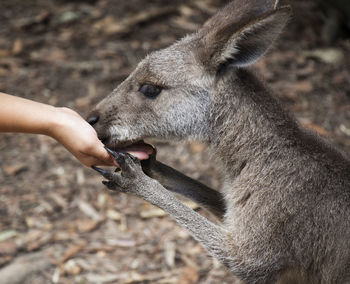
left=92, top=149, right=231, bottom=266
left=141, top=149, right=225, bottom=219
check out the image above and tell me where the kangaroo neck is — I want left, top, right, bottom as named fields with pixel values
left=208, top=68, right=300, bottom=178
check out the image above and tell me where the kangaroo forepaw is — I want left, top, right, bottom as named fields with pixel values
left=92, top=148, right=148, bottom=193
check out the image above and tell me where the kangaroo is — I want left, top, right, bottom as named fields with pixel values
left=88, top=0, right=350, bottom=283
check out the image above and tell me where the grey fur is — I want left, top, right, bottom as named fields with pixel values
left=89, top=1, right=350, bottom=283
left=141, top=148, right=226, bottom=219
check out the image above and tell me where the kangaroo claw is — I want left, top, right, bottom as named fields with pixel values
left=102, top=180, right=119, bottom=190
left=91, top=166, right=108, bottom=175
left=105, top=146, right=124, bottom=160
left=91, top=166, right=113, bottom=179
left=104, top=147, right=140, bottom=167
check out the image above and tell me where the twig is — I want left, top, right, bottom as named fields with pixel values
left=274, top=0, right=280, bottom=9
left=104, top=7, right=178, bottom=35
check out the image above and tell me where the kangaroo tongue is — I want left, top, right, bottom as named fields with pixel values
left=116, top=141, right=153, bottom=160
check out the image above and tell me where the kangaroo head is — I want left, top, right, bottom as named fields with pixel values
left=88, top=0, right=291, bottom=159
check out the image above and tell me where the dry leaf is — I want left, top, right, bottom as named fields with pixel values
left=94, top=7, right=178, bottom=35
left=3, top=163, right=28, bottom=175
left=294, top=81, right=313, bottom=93
left=0, top=240, right=17, bottom=256
left=49, top=193, right=68, bottom=209
left=75, top=96, right=93, bottom=110
left=14, top=10, right=51, bottom=30
left=0, top=230, right=18, bottom=242
left=0, top=49, right=11, bottom=57
left=303, top=48, right=344, bottom=64
left=77, top=200, right=101, bottom=220
left=140, top=206, right=167, bottom=218
left=77, top=219, right=100, bottom=233
left=106, top=209, right=122, bottom=221
left=106, top=238, right=136, bottom=248
left=61, top=241, right=87, bottom=263
left=26, top=232, right=52, bottom=251
left=340, top=124, right=350, bottom=137
left=177, top=266, right=199, bottom=284
left=63, top=259, right=81, bottom=275
left=301, top=122, right=329, bottom=136
left=26, top=241, right=41, bottom=252
left=164, top=241, right=176, bottom=268
left=12, top=39, right=23, bottom=55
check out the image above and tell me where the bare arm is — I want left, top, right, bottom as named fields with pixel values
left=0, top=92, right=113, bottom=167
left=141, top=150, right=225, bottom=219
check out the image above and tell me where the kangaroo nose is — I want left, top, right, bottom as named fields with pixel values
left=87, top=112, right=100, bottom=126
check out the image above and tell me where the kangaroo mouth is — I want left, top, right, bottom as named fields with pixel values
left=106, top=140, right=154, bottom=160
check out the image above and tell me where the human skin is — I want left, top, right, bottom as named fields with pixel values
left=0, top=92, right=114, bottom=167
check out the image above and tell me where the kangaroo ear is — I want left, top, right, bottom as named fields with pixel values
left=198, top=6, right=291, bottom=71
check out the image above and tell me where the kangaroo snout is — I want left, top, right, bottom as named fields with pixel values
left=87, top=111, right=100, bottom=126
left=87, top=102, right=155, bottom=160
left=86, top=110, right=110, bottom=143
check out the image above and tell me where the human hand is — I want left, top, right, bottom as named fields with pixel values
left=49, top=107, right=114, bottom=167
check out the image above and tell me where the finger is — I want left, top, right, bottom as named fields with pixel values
left=83, top=145, right=115, bottom=167
left=81, top=156, right=113, bottom=167
left=94, top=143, right=116, bottom=166
left=92, top=157, right=115, bottom=167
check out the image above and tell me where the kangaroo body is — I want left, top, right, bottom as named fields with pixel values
left=89, top=1, right=350, bottom=283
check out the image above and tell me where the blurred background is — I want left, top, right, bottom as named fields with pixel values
left=0, top=0, right=349, bottom=283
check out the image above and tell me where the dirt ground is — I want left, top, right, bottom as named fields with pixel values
left=0, top=0, right=349, bottom=283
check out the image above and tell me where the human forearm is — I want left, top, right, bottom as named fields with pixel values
left=0, top=92, right=113, bottom=166
left=0, top=92, right=56, bottom=135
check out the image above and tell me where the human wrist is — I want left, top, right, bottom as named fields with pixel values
left=44, top=106, right=67, bottom=139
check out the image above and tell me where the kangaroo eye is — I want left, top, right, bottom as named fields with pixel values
left=138, top=84, right=162, bottom=99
